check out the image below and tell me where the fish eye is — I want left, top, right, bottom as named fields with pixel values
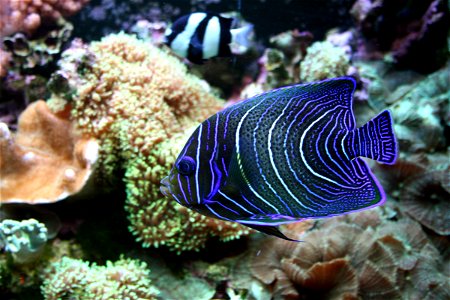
left=176, top=156, right=196, bottom=176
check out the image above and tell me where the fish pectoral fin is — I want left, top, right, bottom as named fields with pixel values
left=243, top=223, right=301, bottom=242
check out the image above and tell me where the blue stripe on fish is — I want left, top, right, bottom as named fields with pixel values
left=160, top=77, right=398, bottom=241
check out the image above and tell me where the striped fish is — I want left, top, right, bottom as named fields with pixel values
left=160, top=77, right=398, bottom=240
left=165, top=12, right=253, bottom=64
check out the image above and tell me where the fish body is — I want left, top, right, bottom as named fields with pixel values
left=160, top=77, right=398, bottom=240
left=165, top=12, right=253, bottom=64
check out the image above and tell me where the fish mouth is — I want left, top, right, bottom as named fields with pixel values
left=160, top=176, right=171, bottom=197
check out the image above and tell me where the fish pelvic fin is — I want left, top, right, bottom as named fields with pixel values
left=244, top=223, right=301, bottom=242
left=347, top=110, right=398, bottom=164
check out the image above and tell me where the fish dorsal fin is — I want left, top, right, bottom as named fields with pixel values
left=243, top=223, right=301, bottom=242
left=306, top=77, right=356, bottom=108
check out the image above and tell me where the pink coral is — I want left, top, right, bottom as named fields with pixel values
left=0, top=0, right=89, bottom=38
left=252, top=209, right=448, bottom=299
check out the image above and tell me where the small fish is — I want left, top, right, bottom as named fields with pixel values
left=160, top=77, right=398, bottom=241
left=165, top=12, right=253, bottom=64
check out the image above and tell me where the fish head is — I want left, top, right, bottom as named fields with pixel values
left=160, top=127, right=226, bottom=215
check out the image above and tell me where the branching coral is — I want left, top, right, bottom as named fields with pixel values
left=48, top=33, right=250, bottom=252
left=251, top=209, right=448, bottom=299
left=0, top=0, right=88, bottom=38
left=0, top=218, right=48, bottom=264
left=0, top=100, right=98, bottom=204
left=299, top=41, right=351, bottom=82
left=41, top=256, right=159, bottom=300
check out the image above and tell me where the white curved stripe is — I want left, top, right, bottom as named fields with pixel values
left=171, top=13, right=206, bottom=58
left=205, top=204, right=233, bottom=221
left=218, top=190, right=253, bottom=214
left=202, top=16, right=220, bottom=59
left=337, top=131, right=365, bottom=181
left=299, top=105, right=363, bottom=189
left=208, top=115, right=220, bottom=197
left=322, top=110, right=356, bottom=184
left=268, top=97, right=312, bottom=211
left=195, top=123, right=203, bottom=204
left=252, top=98, right=293, bottom=214
left=236, top=100, right=280, bottom=213
left=283, top=99, right=340, bottom=203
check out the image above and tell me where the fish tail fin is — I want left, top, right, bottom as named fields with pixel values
left=230, top=24, right=253, bottom=52
left=349, top=110, right=398, bottom=164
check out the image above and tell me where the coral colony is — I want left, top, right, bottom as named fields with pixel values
left=0, top=0, right=449, bottom=299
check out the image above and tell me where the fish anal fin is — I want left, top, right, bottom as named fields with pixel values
left=244, top=223, right=301, bottom=242
left=237, top=214, right=303, bottom=241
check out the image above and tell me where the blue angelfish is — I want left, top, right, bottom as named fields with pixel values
left=160, top=77, right=398, bottom=240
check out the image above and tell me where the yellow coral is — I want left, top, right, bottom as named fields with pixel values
left=56, top=33, right=250, bottom=252
left=299, top=41, right=350, bottom=82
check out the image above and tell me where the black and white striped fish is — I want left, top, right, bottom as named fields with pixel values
left=160, top=77, right=398, bottom=240
left=165, top=12, right=253, bottom=64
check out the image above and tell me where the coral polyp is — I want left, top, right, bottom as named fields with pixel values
left=48, top=33, right=250, bottom=252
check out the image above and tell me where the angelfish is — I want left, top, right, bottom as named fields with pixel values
left=165, top=12, right=253, bottom=64
left=160, top=77, right=398, bottom=240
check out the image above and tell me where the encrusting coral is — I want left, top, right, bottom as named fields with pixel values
left=48, top=33, right=250, bottom=252
left=41, top=256, right=159, bottom=299
left=251, top=208, right=449, bottom=299
left=0, top=0, right=88, bottom=38
left=0, top=100, right=98, bottom=204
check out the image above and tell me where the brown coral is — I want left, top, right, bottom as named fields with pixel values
left=0, top=100, right=98, bottom=204
left=251, top=208, right=447, bottom=299
left=0, top=0, right=88, bottom=38
left=401, top=169, right=450, bottom=235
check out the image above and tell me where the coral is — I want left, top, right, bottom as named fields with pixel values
left=0, top=219, right=48, bottom=264
left=48, top=33, right=250, bottom=252
left=0, top=100, right=98, bottom=204
left=0, top=0, right=88, bottom=38
left=0, top=238, right=84, bottom=295
left=299, top=41, right=351, bottom=82
left=41, top=256, right=159, bottom=299
left=0, top=48, right=11, bottom=77
left=351, top=0, right=449, bottom=73
left=387, top=64, right=448, bottom=153
left=3, top=19, right=73, bottom=71
left=251, top=208, right=448, bottom=299
left=401, top=169, right=450, bottom=235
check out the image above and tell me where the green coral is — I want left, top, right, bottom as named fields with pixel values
left=300, top=41, right=350, bottom=82
left=48, top=33, right=250, bottom=253
left=41, top=256, right=159, bottom=300
left=0, top=218, right=48, bottom=264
